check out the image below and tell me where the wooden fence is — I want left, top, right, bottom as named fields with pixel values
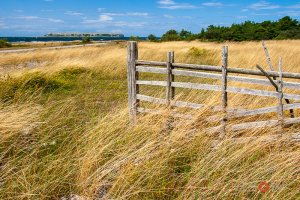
left=127, top=41, right=300, bottom=137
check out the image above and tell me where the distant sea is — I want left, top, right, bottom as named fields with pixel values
left=0, top=37, right=146, bottom=43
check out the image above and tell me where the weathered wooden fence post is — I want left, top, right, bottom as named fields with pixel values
left=166, top=51, right=175, bottom=105
left=278, top=57, right=284, bottom=131
left=127, top=41, right=139, bottom=123
left=171, top=52, right=175, bottom=100
left=220, top=46, right=228, bottom=137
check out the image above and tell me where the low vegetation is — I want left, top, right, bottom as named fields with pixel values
left=0, top=41, right=299, bottom=199
left=0, top=39, right=12, bottom=48
left=150, top=16, right=300, bottom=42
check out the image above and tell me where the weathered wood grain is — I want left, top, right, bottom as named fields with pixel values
left=278, top=58, right=284, bottom=128
left=136, top=60, right=166, bottom=66
left=137, top=94, right=204, bottom=109
left=137, top=66, right=300, bottom=90
left=136, top=80, right=167, bottom=87
left=127, top=41, right=139, bottom=123
left=166, top=52, right=172, bottom=105
left=221, top=46, right=228, bottom=137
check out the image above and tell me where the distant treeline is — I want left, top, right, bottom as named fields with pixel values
left=141, top=16, right=300, bottom=42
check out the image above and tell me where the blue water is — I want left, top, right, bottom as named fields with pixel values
left=0, top=37, right=146, bottom=43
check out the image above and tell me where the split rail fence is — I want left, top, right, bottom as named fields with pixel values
left=127, top=41, right=300, bottom=138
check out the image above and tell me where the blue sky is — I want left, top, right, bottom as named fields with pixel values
left=1, top=0, right=300, bottom=36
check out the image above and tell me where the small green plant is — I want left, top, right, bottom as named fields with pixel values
left=187, top=47, right=210, bottom=57
left=82, top=36, right=92, bottom=44
left=0, top=39, right=12, bottom=48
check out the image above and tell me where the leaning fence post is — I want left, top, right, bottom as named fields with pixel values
left=166, top=51, right=174, bottom=105
left=220, top=46, right=228, bottom=138
left=127, top=41, right=139, bottom=123
left=278, top=57, right=284, bottom=131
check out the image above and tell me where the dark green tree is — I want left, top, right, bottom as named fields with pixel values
left=148, top=34, right=157, bottom=42
left=161, top=30, right=181, bottom=41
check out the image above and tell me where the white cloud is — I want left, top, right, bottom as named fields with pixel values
left=202, top=2, right=223, bottom=7
left=82, top=15, right=146, bottom=28
left=83, top=15, right=113, bottom=23
left=65, top=11, right=83, bottom=16
left=99, top=14, right=113, bottom=22
left=48, top=18, right=64, bottom=23
left=159, top=0, right=175, bottom=5
left=158, top=0, right=198, bottom=9
left=15, top=16, right=63, bottom=23
left=249, top=1, right=280, bottom=10
left=16, top=16, right=41, bottom=20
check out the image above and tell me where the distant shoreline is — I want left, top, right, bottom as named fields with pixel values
left=0, top=36, right=147, bottom=43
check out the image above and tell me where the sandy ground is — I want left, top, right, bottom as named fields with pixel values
left=0, top=42, right=109, bottom=54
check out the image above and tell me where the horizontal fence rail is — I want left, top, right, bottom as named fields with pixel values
left=128, top=41, right=300, bottom=140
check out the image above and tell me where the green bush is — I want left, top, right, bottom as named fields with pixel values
left=187, top=47, right=210, bottom=57
left=0, top=39, right=12, bottom=48
left=161, top=30, right=181, bottom=41
left=82, top=36, right=92, bottom=44
left=147, top=34, right=158, bottom=42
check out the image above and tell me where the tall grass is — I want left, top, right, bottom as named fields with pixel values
left=0, top=41, right=299, bottom=199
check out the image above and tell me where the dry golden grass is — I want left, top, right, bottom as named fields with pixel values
left=0, top=40, right=299, bottom=199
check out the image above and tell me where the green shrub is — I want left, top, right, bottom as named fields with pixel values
left=147, top=34, right=158, bottom=42
left=82, top=36, right=92, bottom=44
left=187, top=47, right=210, bottom=57
left=0, top=39, right=12, bottom=48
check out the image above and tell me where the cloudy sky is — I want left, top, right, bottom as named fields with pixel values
left=1, top=0, right=300, bottom=36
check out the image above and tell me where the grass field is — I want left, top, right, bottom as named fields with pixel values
left=0, top=41, right=299, bottom=199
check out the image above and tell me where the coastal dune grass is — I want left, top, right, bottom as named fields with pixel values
left=0, top=40, right=299, bottom=199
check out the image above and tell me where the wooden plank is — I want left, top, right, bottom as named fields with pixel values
left=173, top=69, right=221, bottom=79
left=136, top=60, right=166, bottom=66
left=171, top=82, right=222, bottom=91
left=127, top=41, right=139, bottom=123
left=172, top=81, right=282, bottom=98
left=231, top=117, right=300, bottom=131
left=172, top=63, right=300, bottom=79
left=137, top=80, right=300, bottom=100
left=137, top=94, right=204, bottom=109
left=136, top=66, right=166, bottom=74
left=136, top=80, right=167, bottom=87
left=232, top=103, right=300, bottom=118
left=137, top=94, right=167, bottom=105
left=207, top=103, right=300, bottom=122
left=227, top=86, right=278, bottom=98
left=137, top=107, right=193, bottom=119
left=285, top=117, right=300, bottom=125
left=283, top=93, right=300, bottom=101
left=173, top=69, right=300, bottom=90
